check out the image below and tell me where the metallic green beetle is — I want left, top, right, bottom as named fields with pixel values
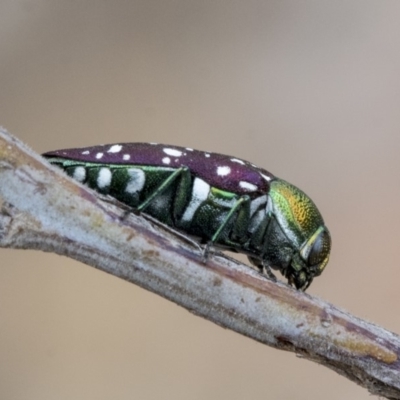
left=43, top=142, right=331, bottom=290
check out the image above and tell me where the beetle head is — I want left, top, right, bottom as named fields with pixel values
left=265, top=179, right=331, bottom=290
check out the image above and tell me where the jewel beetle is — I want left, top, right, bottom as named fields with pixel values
left=43, top=142, right=331, bottom=290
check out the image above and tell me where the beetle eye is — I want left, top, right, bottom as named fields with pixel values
left=308, top=228, right=331, bottom=269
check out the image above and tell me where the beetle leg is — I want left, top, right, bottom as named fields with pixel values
left=259, top=211, right=278, bottom=282
left=200, top=195, right=250, bottom=262
left=248, top=255, right=277, bottom=281
left=261, top=261, right=277, bottom=281
left=202, top=242, right=212, bottom=263
left=137, top=167, right=189, bottom=212
left=246, top=210, right=279, bottom=281
left=210, top=195, right=251, bottom=244
left=201, top=242, right=225, bottom=263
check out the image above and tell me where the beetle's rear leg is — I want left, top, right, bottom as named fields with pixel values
left=120, top=166, right=189, bottom=218
left=137, top=167, right=189, bottom=212
left=120, top=166, right=192, bottom=225
left=202, top=241, right=214, bottom=263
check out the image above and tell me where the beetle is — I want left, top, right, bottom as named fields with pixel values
left=42, top=142, right=331, bottom=290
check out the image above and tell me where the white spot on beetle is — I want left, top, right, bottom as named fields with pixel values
left=217, top=166, right=231, bottom=176
left=82, top=150, right=90, bottom=155
left=261, top=173, right=271, bottom=182
left=163, top=148, right=182, bottom=157
left=186, top=147, right=193, bottom=151
left=97, top=168, right=112, bottom=188
left=266, top=197, right=274, bottom=215
left=239, top=181, right=258, bottom=191
left=250, top=195, right=267, bottom=217
left=73, top=166, right=86, bottom=182
left=150, top=142, right=158, bottom=145
left=123, top=154, right=131, bottom=161
left=162, top=157, right=171, bottom=165
left=231, top=158, right=245, bottom=165
left=107, top=144, right=122, bottom=153
left=125, top=168, right=145, bottom=194
left=181, top=178, right=210, bottom=222
left=152, top=194, right=168, bottom=210
left=248, top=209, right=265, bottom=233
left=96, top=152, right=104, bottom=160
left=205, top=153, right=211, bottom=158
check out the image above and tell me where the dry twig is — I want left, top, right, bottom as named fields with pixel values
left=0, top=128, right=399, bottom=398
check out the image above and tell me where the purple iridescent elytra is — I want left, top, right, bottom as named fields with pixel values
left=43, top=143, right=275, bottom=197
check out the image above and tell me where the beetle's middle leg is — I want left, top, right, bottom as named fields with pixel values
left=203, top=195, right=251, bottom=262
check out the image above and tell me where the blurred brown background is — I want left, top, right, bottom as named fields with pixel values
left=1, top=1, right=400, bottom=399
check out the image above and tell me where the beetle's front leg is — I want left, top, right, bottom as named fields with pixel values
left=260, top=261, right=277, bottom=281
left=248, top=255, right=277, bottom=282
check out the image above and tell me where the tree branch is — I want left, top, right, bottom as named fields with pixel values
left=0, top=128, right=399, bottom=398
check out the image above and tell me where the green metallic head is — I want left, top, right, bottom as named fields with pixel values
left=265, top=179, right=331, bottom=290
